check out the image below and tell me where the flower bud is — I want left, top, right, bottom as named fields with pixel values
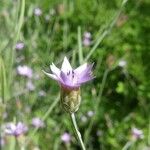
left=60, top=88, right=81, bottom=113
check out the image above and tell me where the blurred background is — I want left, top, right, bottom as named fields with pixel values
left=0, top=0, right=150, bottom=149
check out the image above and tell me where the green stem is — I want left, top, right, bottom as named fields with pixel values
left=69, top=113, right=86, bottom=150
left=122, top=141, right=135, bottom=150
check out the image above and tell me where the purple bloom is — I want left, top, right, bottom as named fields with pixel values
left=83, top=38, right=91, bottom=47
left=17, top=65, right=33, bottom=78
left=44, top=57, right=94, bottom=90
left=61, top=132, right=71, bottom=143
left=32, top=118, right=44, bottom=128
left=5, top=122, right=28, bottom=137
left=26, top=80, right=35, bottom=91
left=38, top=90, right=46, bottom=97
left=83, top=32, right=92, bottom=47
left=15, top=42, right=24, bottom=50
left=87, top=110, right=94, bottom=117
left=34, top=8, right=42, bottom=16
left=84, top=32, right=91, bottom=39
left=131, top=128, right=144, bottom=140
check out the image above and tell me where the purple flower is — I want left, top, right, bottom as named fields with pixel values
left=17, top=65, right=33, bottom=78
left=87, top=110, right=94, bottom=117
left=61, top=132, right=71, bottom=143
left=15, top=42, right=24, bottom=50
left=5, top=122, right=28, bottom=137
left=34, top=8, right=42, bottom=16
left=26, top=80, right=35, bottom=91
left=131, top=128, right=144, bottom=140
left=83, top=38, right=91, bottom=47
left=44, top=57, right=94, bottom=90
left=84, top=32, right=91, bottom=39
left=32, top=117, right=44, bottom=128
left=83, top=32, right=92, bottom=47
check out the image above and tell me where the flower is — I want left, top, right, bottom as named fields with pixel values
left=5, top=122, right=28, bottom=137
left=44, top=57, right=94, bottom=89
left=44, top=57, right=94, bottom=113
left=26, top=80, right=35, bottom=91
left=84, top=32, right=91, bottom=39
left=83, top=32, right=92, bottom=47
left=87, top=110, right=94, bottom=117
left=17, top=65, right=33, bottom=78
left=118, top=60, right=127, bottom=67
left=61, top=132, right=71, bottom=143
left=32, top=117, right=44, bottom=128
left=83, top=38, right=91, bottom=47
left=34, top=8, right=42, bottom=16
left=15, top=42, right=24, bottom=50
left=131, top=128, right=144, bottom=140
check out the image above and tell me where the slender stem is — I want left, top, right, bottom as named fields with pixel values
left=122, top=141, right=134, bottom=150
left=69, top=113, right=86, bottom=150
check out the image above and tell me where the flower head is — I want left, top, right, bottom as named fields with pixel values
left=61, top=132, right=71, bottom=143
left=44, top=57, right=94, bottom=113
left=87, top=110, right=94, bottom=117
left=5, top=122, right=28, bottom=137
left=84, top=32, right=91, bottom=39
left=44, top=57, right=94, bottom=90
left=32, top=117, right=44, bottom=128
left=83, top=32, right=92, bottom=47
left=15, top=42, right=24, bottom=50
left=17, top=65, right=33, bottom=78
left=131, top=128, right=144, bottom=140
left=34, top=8, right=42, bottom=16
left=26, top=80, right=35, bottom=91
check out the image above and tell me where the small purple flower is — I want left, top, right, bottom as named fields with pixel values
left=61, top=132, right=71, bottom=143
left=26, top=80, right=35, bottom=91
left=34, top=8, right=42, bottom=16
left=83, top=38, right=91, bottom=47
left=17, top=65, right=33, bottom=78
left=44, top=57, right=94, bottom=90
left=45, top=15, right=51, bottom=21
left=131, top=128, right=144, bottom=140
left=5, top=122, right=28, bottom=137
left=38, top=90, right=46, bottom=97
left=84, top=32, right=91, bottom=39
left=83, top=32, right=92, bottom=47
left=32, top=117, right=44, bottom=128
left=15, top=42, right=24, bottom=50
left=81, top=116, right=87, bottom=123
left=87, top=110, right=94, bottom=117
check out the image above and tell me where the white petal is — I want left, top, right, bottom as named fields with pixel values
left=43, top=71, right=58, bottom=80
left=50, top=63, right=60, bottom=76
left=74, top=63, right=88, bottom=74
left=61, top=57, right=72, bottom=73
